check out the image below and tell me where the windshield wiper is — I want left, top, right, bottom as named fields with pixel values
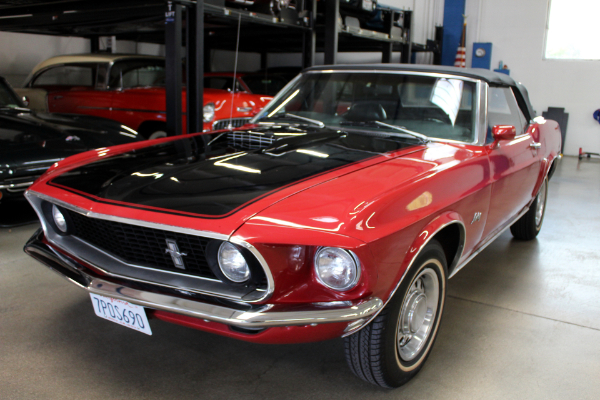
left=339, top=120, right=429, bottom=143
left=260, top=113, right=325, bottom=128
left=372, top=121, right=429, bottom=142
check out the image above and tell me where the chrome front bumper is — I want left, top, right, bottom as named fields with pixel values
left=24, top=229, right=383, bottom=330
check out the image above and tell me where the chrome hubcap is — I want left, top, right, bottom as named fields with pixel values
left=535, top=180, right=547, bottom=227
left=397, top=267, right=440, bottom=361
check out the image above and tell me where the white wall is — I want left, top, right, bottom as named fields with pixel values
left=0, top=31, right=90, bottom=87
left=0, top=32, right=167, bottom=88
left=466, top=0, right=599, bottom=156
left=117, top=40, right=165, bottom=56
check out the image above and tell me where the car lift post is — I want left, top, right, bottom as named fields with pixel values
left=165, top=1, right=183, bottom=137
left=186, top=1, right=204, bottom=135
left=324, top=0, right=339, bottom=65
left=302, top=0, right=317, bottom=68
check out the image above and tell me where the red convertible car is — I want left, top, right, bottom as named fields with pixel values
left=24, top=64, right=561, bottom=388
left=16, top=54, right=273, bottom=138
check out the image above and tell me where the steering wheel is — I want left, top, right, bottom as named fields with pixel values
left=344, top=102, right=388, bottom=122
left=424, top=117, right=446, bottom=124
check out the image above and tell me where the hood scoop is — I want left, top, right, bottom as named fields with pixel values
left=226, top=130, right=276, bottom=150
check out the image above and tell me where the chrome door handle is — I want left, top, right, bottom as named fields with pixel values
left=529, top=142, right=541, bottom=149
left=53, top=95, right=63, bottom=100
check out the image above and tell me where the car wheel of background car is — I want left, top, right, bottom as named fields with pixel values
left=510, top=177, right=548, bottom=240
left=148, top=130, right=167, bottom=140
left=344, top=239, right=447, bottom=388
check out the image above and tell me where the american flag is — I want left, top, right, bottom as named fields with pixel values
left=454, top=15, right=467, bottom=68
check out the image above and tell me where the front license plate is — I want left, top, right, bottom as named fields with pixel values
left=89, top=293, right=152, bottom=335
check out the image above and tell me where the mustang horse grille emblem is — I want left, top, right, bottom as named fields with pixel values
left=165, top=239, right=187, bottom=269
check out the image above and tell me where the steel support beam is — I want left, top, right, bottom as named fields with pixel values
left=260, top=52, right=268, bottom=70
left=324, top=0, right=339, bottom=65
left=186, top=1, right=204, bottom=135
left=400, top=10, right=412, bottom=63
left=381, top=10, right=394, bottom=63
left=90, top=36, right=100, bottom=53
left=165, top=1, right=183, bottom=137
left=302, top=0, right=316, bottom=68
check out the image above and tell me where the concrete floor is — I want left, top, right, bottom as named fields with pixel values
left=1, top=156, right=599, bottom=399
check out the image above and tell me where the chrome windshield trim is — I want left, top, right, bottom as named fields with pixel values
left=254, top=70, right=482, bottom=146
left=25, top=190, right=275, bottom=303
left=304, top=69, right=481, bottom=83
left=478, top=82, right=488, bottom=145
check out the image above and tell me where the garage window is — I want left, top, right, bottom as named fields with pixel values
left=545, top=0, right=600, bottom=59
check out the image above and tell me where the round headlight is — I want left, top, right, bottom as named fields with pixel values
left=218, top=242, right=250, bottom=283
left=52, top=204, right=68, bottom=233
left=314, top=247, right=360, bottom=291
left=203, top=102, right=215, bottom=123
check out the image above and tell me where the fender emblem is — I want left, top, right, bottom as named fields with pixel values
left=165, top=239, right=187, bottom=269
left=471, top=212, right=482, bottom=224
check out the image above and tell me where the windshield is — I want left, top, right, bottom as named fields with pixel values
left=0, top=79, right=23, bottom=108
left=253, top=71, right=478, bottom=143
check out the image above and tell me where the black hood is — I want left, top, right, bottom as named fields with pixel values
left=0, top=109, right=139, bottom=181
left=49, top=125, right=420, bottom=218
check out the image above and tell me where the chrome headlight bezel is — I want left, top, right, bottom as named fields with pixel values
left=217, top=241, right=251, bottom=283
left=52, top=204, right=68, bottom=233
left=314, top=247, right=361, bottom=292
left=203, top=102, right=215, bottom=122
left=43, top=202, right=72, bottom=235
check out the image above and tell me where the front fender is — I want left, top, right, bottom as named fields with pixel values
left=399, top=211, right=466, bottom=285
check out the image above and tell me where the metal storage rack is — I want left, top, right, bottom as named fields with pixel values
left=0, top=0, right=416, bottom=136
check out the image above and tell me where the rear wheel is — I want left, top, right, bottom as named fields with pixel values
left=510, top=178, right=548, bottom=240
left=344, top=240, right=447, bottom=388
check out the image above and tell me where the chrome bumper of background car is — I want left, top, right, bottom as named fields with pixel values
left=0, top=181, right=34, bottom=192
left=24, top=230, right=383, bottom=329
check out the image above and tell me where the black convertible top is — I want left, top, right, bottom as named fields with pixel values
left=304, top=63, right=517, bottom=86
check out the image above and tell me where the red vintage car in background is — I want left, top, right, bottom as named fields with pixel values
left=205, top=71, right=293, bottom=96
left=16, top=54, right=274, bottom=139
left=24, top=64, right=561, bottom=388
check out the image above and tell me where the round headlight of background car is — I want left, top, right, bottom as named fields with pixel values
left=314, top=247, right=360, bottom=291
left=218, top=242, right=250, bottom=283
left=52, top=204, right=68, bottom=233
left=203, top=102, right=215, bottom=122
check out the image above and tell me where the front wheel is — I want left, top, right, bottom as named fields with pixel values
left=344, top=240, right=447, bottom=388
left=510, top=178, right=548, bottom=240
left=148, top=130, right=167, bottom=140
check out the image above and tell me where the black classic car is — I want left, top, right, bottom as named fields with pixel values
left=0, top=76, right=140, bottom=204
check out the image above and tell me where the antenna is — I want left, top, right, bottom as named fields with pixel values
left=229, top=13, right=242, bottom=130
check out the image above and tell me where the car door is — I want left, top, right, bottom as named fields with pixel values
left=31, top=63, right=113, bottom=119
left=482, top=86, right=541, bottom=238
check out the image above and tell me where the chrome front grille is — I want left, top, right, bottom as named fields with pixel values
left=65, top=209, right=217, bottom=279
left=212, top=118, right=251, bottom=131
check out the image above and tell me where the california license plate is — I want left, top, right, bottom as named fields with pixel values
left=90, top=293, right=152, bottom=335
